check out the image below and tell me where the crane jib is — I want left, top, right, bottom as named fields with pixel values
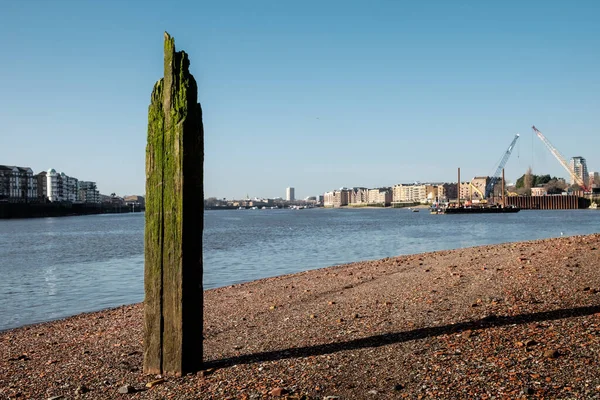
left=484, top=134, right=520, bottom=198
left=531, top=126, right=588, bottom=191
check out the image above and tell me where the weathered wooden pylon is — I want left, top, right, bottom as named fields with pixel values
left=144, top=32, right=204, bottom=376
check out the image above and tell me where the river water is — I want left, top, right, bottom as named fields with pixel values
left=1, top=209, right=599, bottom=331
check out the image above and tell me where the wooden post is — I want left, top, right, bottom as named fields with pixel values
left=501, top=169, right=505, bottom=208
left=144, top=32, right=204, bottom=376
left=457, top=168, right=461, bottom=207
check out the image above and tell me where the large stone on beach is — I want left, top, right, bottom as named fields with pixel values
left=118, top=384, right=136, bottom=394
left=144, top=32, right=204, bottom=376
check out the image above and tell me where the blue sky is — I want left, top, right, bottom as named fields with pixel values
left=1, top=1, right=598, bottom=199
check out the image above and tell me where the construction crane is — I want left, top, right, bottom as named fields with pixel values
left=532, top=126, right=589, bottom=191
left=470, top=182, right=484, bottom=199
left=485, top=134, right=520, bottom=198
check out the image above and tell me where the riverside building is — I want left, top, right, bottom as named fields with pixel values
left=324, top=188, right=350, bottom=207
left=349, top=187, right=369, bottom=206
left=392, top=184, right=427, bottom=204
left=286, top=187, right=295, bottom=202
left=590, top=171, right=599, bottom=188
left=61, top=172, right=79, bottom=202
left=0, top=165, right=37, bottom=202
left=368, top=187, right=392, bottom=206
left=78, top=181, right=101, bottom=203
left=35, top=171, right=47, bottom=201
left=47, top=169, right=99, bottom=203
left=570, top=157, right=589, bottom=187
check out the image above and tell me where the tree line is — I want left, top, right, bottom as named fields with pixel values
left=513, top=168, right=571, bottom=195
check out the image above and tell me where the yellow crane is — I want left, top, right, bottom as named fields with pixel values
left=470, top=182, right=485, bottom=200
left=532, top=126, right=589, bottom=191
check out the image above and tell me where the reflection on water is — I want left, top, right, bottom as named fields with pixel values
left=44, top=265, right=57, bottom=296
left=1, top=209, right=599, bottom=331
left=0, top=213, right=144, bottom=330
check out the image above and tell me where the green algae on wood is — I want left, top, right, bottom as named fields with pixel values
left=144, top=32, right=204, bottom=376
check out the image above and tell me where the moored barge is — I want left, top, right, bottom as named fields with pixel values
left=437, top=205, right=520, bottom=214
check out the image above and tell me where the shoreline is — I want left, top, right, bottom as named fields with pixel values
left=2, top=233, right=600, bottom=398
left=0, top=202, right=143, bottom=219
left=337, top=204, right=430, bottom=209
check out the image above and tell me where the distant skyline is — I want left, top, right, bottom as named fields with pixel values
left=1, top=1, right=599, bottom=199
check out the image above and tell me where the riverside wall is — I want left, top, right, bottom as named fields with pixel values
left=503, top=195, right=590, bottom=210
left=0, top=202, right=143, bottom=219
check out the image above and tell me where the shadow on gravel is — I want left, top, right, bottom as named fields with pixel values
left=205, top=305, right=600, bottom=369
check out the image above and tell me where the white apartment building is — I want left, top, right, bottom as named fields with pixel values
left=286, top=187, right=295, bottom=202
left=62, top=173, right=78, bottom=202
left=46, top=169, right=61, bottom=202
left=570, top=157, right=589, bottom=187
left=47, top=169, right=91, bottom=203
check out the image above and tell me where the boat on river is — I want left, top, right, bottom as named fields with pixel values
left=431, top=167, right=520, bottom=215
left=439, top=205, right=520, bottom=214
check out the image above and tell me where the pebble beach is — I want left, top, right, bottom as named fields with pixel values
left=2, top=233, right=600, bottom=399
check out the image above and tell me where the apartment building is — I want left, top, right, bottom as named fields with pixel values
left=35, top=171, right=48, bottom=201
left=348, top=187, right=369, bottom=205
left=61, top=173, right=78, bottom=202
left=0, top=165, right=102, bottom=204
left=46, top=169, right=61, bottom=201
left=425, top=185, right=439, bottom=203
left=570, top=157, right=589, bottom=186
left=588, top=171, right=599, bottom=189
left=392, top=184, right=427, bottom=203
left=0, top=165, right=37, bottom=202
left=78, top=181, right=100, bottom=203
left=459, top=182, right=471, bottom=201
left=286, top=187, right=295, bottom=201
left=324, top=188, right=350, bottom=207
left=323, top=191, right=334, bottom=207
left=368, top=188, right=392, bottom=206
left=47, top=169, right=87, bottom=203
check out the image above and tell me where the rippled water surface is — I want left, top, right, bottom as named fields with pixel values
left=1, top=209, right=599, bottom=330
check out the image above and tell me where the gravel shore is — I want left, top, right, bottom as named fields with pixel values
left=2, top=233, right=600, bottom=399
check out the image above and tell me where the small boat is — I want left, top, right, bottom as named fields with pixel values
left=412, top=209, right=419, bottom=212
left=590, top=202, right=598, bottom=210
